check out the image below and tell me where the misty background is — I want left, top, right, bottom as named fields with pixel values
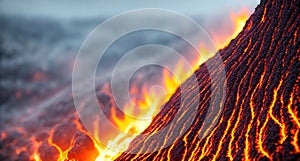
left=0, top=0, right=259, bottom=126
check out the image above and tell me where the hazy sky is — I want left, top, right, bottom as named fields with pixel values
left=0, top=0, right=260, bottom=19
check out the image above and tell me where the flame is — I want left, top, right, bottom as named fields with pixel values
left=210, top=8, right=251, bottom=51
left=230, top=9, right=251, bottom=42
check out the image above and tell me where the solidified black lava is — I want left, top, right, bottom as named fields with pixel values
left=116, top=0, right=300, bottom=160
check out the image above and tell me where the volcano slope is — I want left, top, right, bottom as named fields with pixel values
left=116, top=0, right=300, bottom=160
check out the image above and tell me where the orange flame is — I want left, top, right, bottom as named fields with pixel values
left=210, top=8, right=251, bottom=51
left=230, top=9, right=251, bottom=43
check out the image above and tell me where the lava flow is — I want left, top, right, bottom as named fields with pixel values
left=116, top=0, right=300, bottom=160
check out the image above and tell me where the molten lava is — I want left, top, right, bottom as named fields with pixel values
left=116, top=0, right=300, bottom=160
